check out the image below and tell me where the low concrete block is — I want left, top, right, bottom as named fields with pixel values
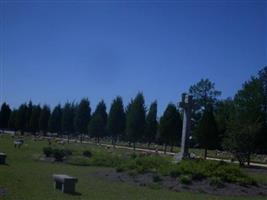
left=53, top=174, right=78, bottom=193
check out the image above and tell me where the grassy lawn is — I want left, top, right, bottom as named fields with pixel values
left=0, top=135, right=266, bottom=200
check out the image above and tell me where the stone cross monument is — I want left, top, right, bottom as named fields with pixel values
left=175, top=93, right=193, bottom=161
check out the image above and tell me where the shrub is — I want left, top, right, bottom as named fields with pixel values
left=209, top=177, right=225, bottom=188
left=128, top=170, right=138, bottom=177
left=53, top=149, right=66, bottom=161
left=179, top=175, right=192, bottom=185
left=83, top=150, right=92, bottom=158
left=64, top=149, right=73, bottom=156
left=116, top=166, right=125, bottom=172
left=43, top=147, right=53, bottom=157
left=170, top=168, right=181, bottom=178
left=153, top=174, right=162, bottom=182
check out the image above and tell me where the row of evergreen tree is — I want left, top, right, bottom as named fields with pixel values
left=0, top=94, right=183, bottom=150
left=0, top=66, right=266, bottom=163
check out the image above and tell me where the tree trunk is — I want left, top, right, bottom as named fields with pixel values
left=170, top=145, right=173, bottom=152
left=247, top=153, right=251, bottom=166
left=133, top=142, right=136, bottom=151
left=204, top=148, right=207, bottom=159
left=164, top=144, right=167, bottom=154
left=67, top=135, right=70, bottom=144
left=97, top=137, right=100, bottom=144
left=80, top=134, right=83, bottom=144
left=147, top=142, right=151, bottom=149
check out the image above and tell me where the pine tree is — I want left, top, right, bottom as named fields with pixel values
left=126, top=93, right=146, bottom=150
left=159, top=103, right=182, bottom=153
left=74, top=98, right=91, bottom=142
left=15, top=104, right=28, bottom=135
left=39, top=105, right=51, bottom=134
left=62, top=102, right=76, bottom=142
left=144, top=101, right=158, bottom=147
left=0, top=102, right=11, bottom=130
left=196, top=105, right=219, bottom=159
left=26, top=101, right=33, bottom=132
left=29, top=105, right=41, bottom=134
left=88, top=100, right=107, bottom=143
left=107, top=96, right=126, bottom=146
left=48, top=104, right=62, bottom=134
left=8, top=109, right=17, bottom=130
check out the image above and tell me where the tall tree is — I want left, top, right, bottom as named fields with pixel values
left=26, top=101, right=33, bottom=132
left=8, top=109, right=17, bottom=130
left=189, top=78, right=221, bottom=111
left=29, top=105, right=41, bottom=134
left=62, top=102, right=76, bottom=142
left=144, top=101, right=158, bottom=147
left=195, top=105, right=219, bottom=159
left=15, top=104, right=28, bottom=134
left=0, top=102, right=11, bottom=130
left=223, top=111, right=260, bottom=166
left=74, top=98, right=91, bottom=142
left=234, top=76, right=266, bottom=153
left=88, top=100, right=107, bottom=143
left=258, top=66, right=267, bottom=152
left=159, top=103, right=182, bottom=153
left=107, top=96, right=126, bottom=146
left=39, top=105, right=51, bottom=134
left=214, top=98, right=235, bottom=148
left=48, top=104, right=62, bottom=134
left=126, top=93, right=146, bottom=150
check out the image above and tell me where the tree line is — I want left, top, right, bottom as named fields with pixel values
left=0, top=66, right=266, bottom=165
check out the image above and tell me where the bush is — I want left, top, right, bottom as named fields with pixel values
left=64, top=149, right=73, bottom=156
left=83, top=150, right=92, bottom=158
left=116, top=166, right=125, bottom=172
left=179, top=175, right=192, bottom=185
left=53, top=149, right=66, bottom=161
left=209, top=177, right=224, bottom=188
left=170, top=168, right=181, bottom=178
left=43, top=147, right=53, bottom=157
left=153, top=174, right=162, bottom=182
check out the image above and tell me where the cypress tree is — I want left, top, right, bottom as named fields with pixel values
left=126, top=92, right=146, bottom=150
left=48, top=104, right=62, bottom=134
left=107, top=96, right=126, bottom=146
left=29, top=105, right=41, bottom=134
left=144, top=101, right=158, bottom=148
left=0, top=102, right=11, bottom=130
left=39, top=105, right=51, bottom=134
left=88, top=100, right=107, bottom=143
left=196, top=105, right=219, bottom=159
left=74, top=98, right=91, bottom=142
left=159, top=103, right=182, bottom=153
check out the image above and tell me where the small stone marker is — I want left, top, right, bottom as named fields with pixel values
left=53, top=174, right=78, bottom=193
left=0, top=153, right=7, bottom=165
left=175, top=93, right=193, bottom=162
left=14, top=139, right=24, bottom=148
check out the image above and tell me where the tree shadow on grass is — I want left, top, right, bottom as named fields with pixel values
left=65, top=191, right=82, bottom=196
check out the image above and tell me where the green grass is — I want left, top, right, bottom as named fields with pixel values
left=0, top=135, right=266, bottom=200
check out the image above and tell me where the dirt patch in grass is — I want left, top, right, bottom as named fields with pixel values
left=245, top=166, right=267, bottom=175
left=94, top=168, right=267, bottom=197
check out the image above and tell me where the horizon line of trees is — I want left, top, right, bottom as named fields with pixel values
left=0, top=66, right=266, bottom=165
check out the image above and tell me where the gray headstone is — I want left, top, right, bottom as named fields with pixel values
left=53, top=174, right=78, bottom=193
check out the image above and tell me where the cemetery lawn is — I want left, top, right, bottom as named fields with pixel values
left=0, top=135, right=267, bottom=200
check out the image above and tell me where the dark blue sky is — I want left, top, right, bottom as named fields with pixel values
left=0, top=0, right=266, bottom=114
